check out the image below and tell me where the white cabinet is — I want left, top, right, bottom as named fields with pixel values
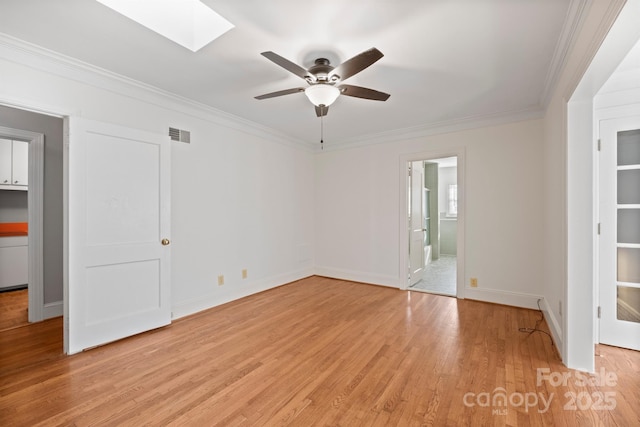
left=0, top=138, right=28, bottom=190
left=12, top=140, right=28, bottom=186
left=0, top=236, right=28, bottom=289
left=0, top=139, right=11, bottom=185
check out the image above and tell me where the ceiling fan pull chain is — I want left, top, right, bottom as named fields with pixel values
left=320, top=111, right=324, bottom=150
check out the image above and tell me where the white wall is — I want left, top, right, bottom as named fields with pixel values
left=0, top=190, right=28, bottom=222
left=315, top=119, right=545, bottom=307
left=170, top=116, right=315, bottom=316
left=0, top=39, right=315, bottom=319
left=541, top=90, right=568, bottom=356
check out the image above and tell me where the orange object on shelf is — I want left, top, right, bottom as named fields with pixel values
left=0, top=222, right=28, bottom=237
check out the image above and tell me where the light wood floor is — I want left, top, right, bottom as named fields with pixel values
left=1, top=276, right=639, bottom=426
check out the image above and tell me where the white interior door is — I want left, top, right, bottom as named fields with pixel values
left=66, top=118, right=171, bottom=354
left=598, top=116, right=640, bottom=351
left=409, top=161, right=426, bottom=286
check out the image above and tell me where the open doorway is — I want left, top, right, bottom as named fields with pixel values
left=407, top=157, right=458, bottom=296
left=0, top=104, right=63, bottom=327
left=0, top=147, right=29, bottom=329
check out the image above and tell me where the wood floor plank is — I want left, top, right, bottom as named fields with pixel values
left=0, top=288, right=28, bottom=331
left=1, top=276, right=639, bottom=426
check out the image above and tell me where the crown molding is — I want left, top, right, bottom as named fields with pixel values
left=539, top=0, right=591, bottom=108
left=564, top=0, right=628, bottom=101
left=0, top=33, right=315, bottom=152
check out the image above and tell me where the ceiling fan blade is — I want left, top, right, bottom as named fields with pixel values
left=261, top=51, right=316, bottom=82
left=338, top=84, right=390, bottom=101
left=329, top=48, right=384, bottom=82
left=315, top=105, right=329, bottom=117
left=254, top=88, right=305, bottom=100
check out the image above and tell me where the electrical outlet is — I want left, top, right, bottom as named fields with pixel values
left=217, top=275, right=224, bottom=286
left=242, top=269, right=248, bottom=279
left=470, top=277, right=478, bottom=288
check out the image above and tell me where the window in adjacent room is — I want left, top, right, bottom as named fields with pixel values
left=447, top=184, right=458, bottom=217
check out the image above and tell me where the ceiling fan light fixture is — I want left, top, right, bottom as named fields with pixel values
left=304, top=84, right=340, bottom=107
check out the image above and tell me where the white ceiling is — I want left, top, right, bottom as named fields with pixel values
left=0, top=0, right=578, bottom=146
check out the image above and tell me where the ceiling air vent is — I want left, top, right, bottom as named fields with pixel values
left=169, top=127, right=191, bottom=143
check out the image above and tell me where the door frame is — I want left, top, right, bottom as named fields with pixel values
left=408, top=160, right=426, bottom=286
left=399, top=148, right=466, bottom=296
left=0, top=125, right=44, bottom=322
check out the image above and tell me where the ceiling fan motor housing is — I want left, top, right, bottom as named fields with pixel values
left=308, top=58, right=338, bottom=83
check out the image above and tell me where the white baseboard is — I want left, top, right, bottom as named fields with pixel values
left=313, top=266, right=399, bottom=288
left=540, top=297, right=563, bottom=355
left=43, top=300, right=63, bottom=319
left=171, top=268, right=314, bottom=320
left=463, top=287, right=544, bottom=310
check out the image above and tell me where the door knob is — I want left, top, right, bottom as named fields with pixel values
left=161, top=238, right=170, bottom=246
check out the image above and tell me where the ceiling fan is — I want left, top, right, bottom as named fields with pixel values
left=254, top=47, right=390, bottom=117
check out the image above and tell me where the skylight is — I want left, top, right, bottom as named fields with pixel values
left=96, top=0, right=234, bottom=52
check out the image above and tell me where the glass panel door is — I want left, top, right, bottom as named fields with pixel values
left=599, top=118, right=640, bottom=351
left=616, top=130, right=640, bottom=324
